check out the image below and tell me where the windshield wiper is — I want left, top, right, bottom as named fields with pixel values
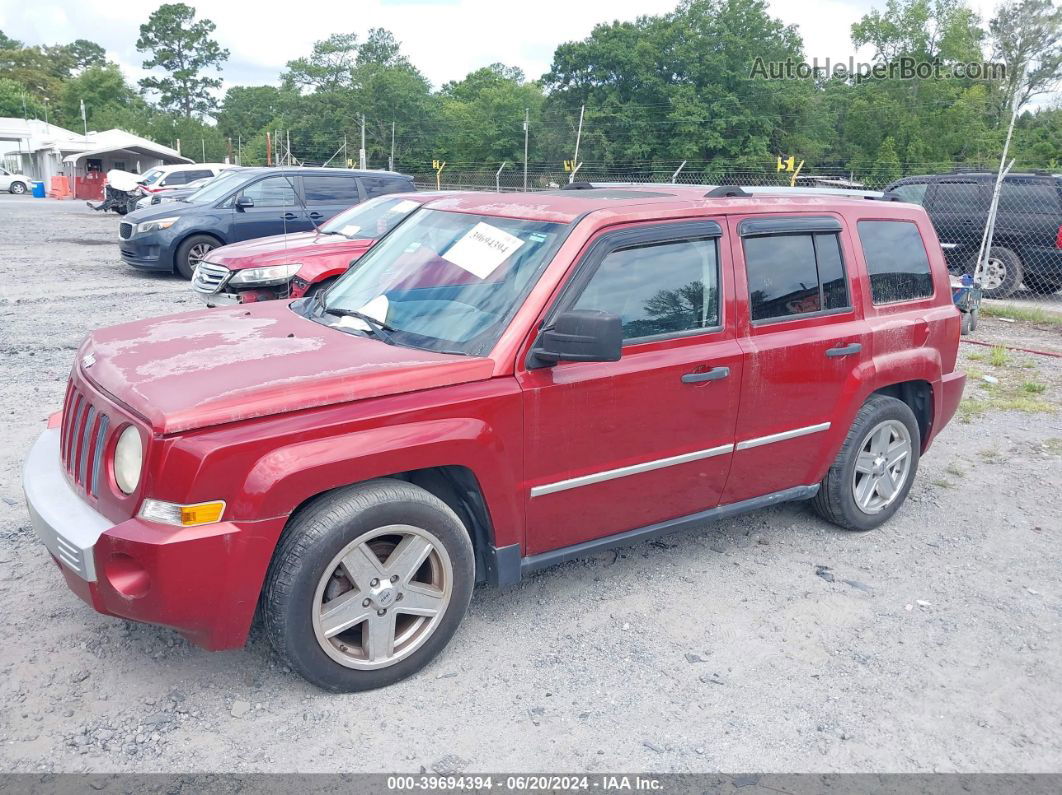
left=323, top=305, right=398, bottom=344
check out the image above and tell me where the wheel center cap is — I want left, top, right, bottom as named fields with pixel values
left=872, top=456, right=886, bottom=477
left=372, top=584, right=397, bottom=608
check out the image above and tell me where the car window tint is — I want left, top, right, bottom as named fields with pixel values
left=572, top=237, right=720, bottom=340
left=999, top=181, right=1060, bottom=215
left=744, top=233, right=849, bottom=321
left=162, top=171, right=189, bottom=186
left=857, top=220, right=934, bottom=304
left=890, top=183, right=927, bottom=205
left=931, top=181, right=985, bottom=211
left=242, top=176, right=296, bottom=207
left=359, top=176, right=410, bottom=198
left=303, top=176, right=361, bottom=204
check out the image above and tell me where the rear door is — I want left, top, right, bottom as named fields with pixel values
left=300, top=174, right=364, bottom=226
left=995, top=177, right=1062, bottom=290
left=924, top=178, right=989, bottom=268
left=518, top=219, right=743, bottom=555
left=722, top=214, right=871, bottom=504
left=231, top=174, right=308, bottom=241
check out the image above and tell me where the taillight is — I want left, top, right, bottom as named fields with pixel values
left=1055, top=224, right=1062, bottom=249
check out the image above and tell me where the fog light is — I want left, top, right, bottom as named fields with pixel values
left=104, top=553, right=150, bottom=599
left=139, top=499, right=226, bottom=527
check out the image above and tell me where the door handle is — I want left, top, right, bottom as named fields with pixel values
left=309, top=212, right=324, bottom=219
left=681, top=366, right=730, bottom=384
left=282, top=212, right=298, bottom=220
left=826, top=343, right=862, bottom=357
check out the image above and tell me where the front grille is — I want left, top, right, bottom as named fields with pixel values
left=59, top=380, right=112, bottom=499
left=192, top=261, right=230, bottom=294
left=119, top=222, right=133, bottom=240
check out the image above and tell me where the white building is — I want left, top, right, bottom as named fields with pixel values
left=0, top=118, right=191, bottom=184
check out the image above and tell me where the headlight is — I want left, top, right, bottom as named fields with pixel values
left=135, top=216, right=179, bottom=234
left=113, top=425, right=143, bottom=494
left=228, top=264, right=301, bottom=286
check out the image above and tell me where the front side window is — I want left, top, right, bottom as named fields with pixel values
left=744, top=232, right=850, bottom=321
left=572, top=237, right=719, bottom=340
left=318, top=209, right=565, bottom=356
left=140, top=169, right=164, bottom=185
left=242, top=176, right=295, bottom=207
left=303, top=176, right=361, bottom=205
left=890, top=182, right=928, bottom=205
left=858, top=220, right=934, bottom=304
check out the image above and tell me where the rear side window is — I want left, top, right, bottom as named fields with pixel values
left=999, top=180, right=1061, bottom=215
left=162, top=171, right=190, bottom=186
left=360, top=175, right=411, bottom=198
left=303, top=176, right=362, bottom=205
left=743, top=233, right=850, bottom=322
left=857, top=220, right=934, bottom=304
left=572, top=237, right=720, bottom=340
left=890, top=183, right=927, bottom=205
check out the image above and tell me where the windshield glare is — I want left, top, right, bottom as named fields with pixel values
left=186, top=170, right=245, bottom=204
left=140, top=169, right=163, bottom=185
left=320, top=196, right=421, bottom=240
left=318, top=209, right=565, bottom=356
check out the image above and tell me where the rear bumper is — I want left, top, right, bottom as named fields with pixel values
left=23, top=428, right=286, bottom=650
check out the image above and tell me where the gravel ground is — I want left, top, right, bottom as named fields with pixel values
left=1, top=195, right=1060, bottom=774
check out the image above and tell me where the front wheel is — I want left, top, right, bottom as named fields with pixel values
left=811, top=395, right=921, bottom=531
left=262, top=480, right=475, bottom=692
left=9, top=181, right=27, bottom=194
left=175, top=234, right=218, bottom=279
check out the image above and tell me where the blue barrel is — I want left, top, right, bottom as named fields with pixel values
left=31, top=181, right=46, bottom=198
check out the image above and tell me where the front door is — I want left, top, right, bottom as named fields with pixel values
left=232, top=175, right=309, bottom=241
left=518, top=221, right=743, bottom=555
left=721, top=214, right=871, bottom=504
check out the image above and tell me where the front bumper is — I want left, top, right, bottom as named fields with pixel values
left=119, top=231, right=174, bottom=271
left=23, top=428, right=286, bottom=650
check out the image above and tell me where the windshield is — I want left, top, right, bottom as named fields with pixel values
left=140, top=168, right=164, bottom=185
left=313, top=209, right=566, bottom=356
left=320, top=195, right=421, bottom=240
left=185, top=170, right=246, bottom=204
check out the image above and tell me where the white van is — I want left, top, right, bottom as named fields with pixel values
left=138, top=163, right=229, bottom=194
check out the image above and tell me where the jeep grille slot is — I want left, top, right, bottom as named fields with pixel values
left=59, top=382, right=111, bottom=498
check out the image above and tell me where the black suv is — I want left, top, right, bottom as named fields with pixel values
left=885, top=172, right=1062, bottom=298
left=119, top=167, right=416, bottom=279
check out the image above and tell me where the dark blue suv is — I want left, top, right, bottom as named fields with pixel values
left=119, top=167, right=416, bottom=278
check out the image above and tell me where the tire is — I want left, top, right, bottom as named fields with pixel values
left=811, top=395, right=921, bottom=532
left=969, top=309, right=979, bottom=333
left=9, top=181, right=27, bottom=195
left=975, top=247, right=1022, bottom=299
left=262, top=479, right=475, bottom=692
left=960, top=311, right=972, bottom=336
left=1022, top=274, right=1062, bottom=295
left=174, top=234, right=219, bottom=279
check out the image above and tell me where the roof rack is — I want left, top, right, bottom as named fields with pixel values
left=704, top=186, right=751, bottom=198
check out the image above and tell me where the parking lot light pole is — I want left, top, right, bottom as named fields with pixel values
left=523, top=108, right=529, bottom=191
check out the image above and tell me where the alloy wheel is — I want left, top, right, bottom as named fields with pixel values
left=311, top=525, right=453, bottom=670
left=187, top=242, right=214, bottom=267
left=851, top=419, right=913, bottom=515
left=979, top=258, right=1007, bottom=291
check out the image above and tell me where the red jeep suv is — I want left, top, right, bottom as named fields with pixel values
left=23, top=186, right=965, bottom=691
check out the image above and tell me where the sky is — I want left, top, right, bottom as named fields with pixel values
left=0, top=0, right=1005, bottom=95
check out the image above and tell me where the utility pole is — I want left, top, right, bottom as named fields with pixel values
left=237, top=135, right=242, bottom=166
left=201, top=138, right=206, bottom=162
left=286, top=130, right=291, bottom=166
left=523, top=107, right=529, bottom=191
left=265, top=131, right=271, bottom=166
left=569, top=104, right=584, bottom=184
left=343, top=134, right=348, bottom=167
left=226, top=137, right=233, bottom=165
left=80, top=99, right=88, bottom=136
left=360, top=114, right=367, bottom=170
left=390, top=120, right=395, bottom=172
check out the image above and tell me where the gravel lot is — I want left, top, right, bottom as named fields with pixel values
left=1, top=195, right=1061, bottom=774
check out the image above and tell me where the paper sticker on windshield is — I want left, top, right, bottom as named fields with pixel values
left=336, top=295, right=389, bottom=333
left=442, top=222, right=525, bottom=279
left=388, top=199, right=419, bottom=214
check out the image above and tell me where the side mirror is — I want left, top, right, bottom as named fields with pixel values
left=531, top=310, right=622, bottom=367
left=235, top=195, right=254, bottom=209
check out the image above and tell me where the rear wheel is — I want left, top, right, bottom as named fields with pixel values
left=9, top=181, right=26, bottom=194
left=961, top=311, right=973, bottom=336
left=263, top=479, right=474, bottom=692
left=812, top=395, right=920, bottom=531
left=975, top=247, right=1022, bottom=299
left=175, top=234, right=219, bottom=279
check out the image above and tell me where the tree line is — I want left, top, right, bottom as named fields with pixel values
left=1, top=0, right=1060, bottom=182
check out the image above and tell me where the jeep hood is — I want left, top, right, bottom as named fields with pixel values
left=78, top=301, right=494, bottom=434
left=207, top=232, right=374, bottom=270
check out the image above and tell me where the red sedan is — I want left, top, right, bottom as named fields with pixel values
left=191, top=192, right=440, bottom=305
